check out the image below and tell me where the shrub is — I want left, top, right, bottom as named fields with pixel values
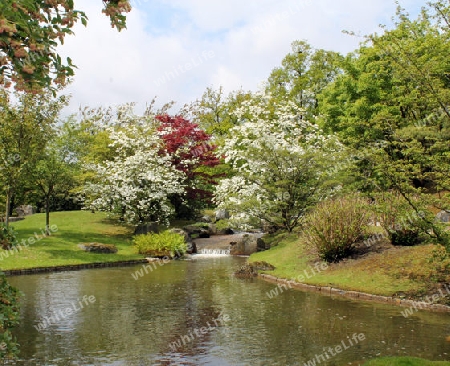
left=372, top=191, right=423, bottom=246
left=133, top=230, right=187, bottom=258
left=304, top=196, right=371, bottom=262
left=0, top=273, right=20, bottom=360
left=0, top=224, right=17, bottom=250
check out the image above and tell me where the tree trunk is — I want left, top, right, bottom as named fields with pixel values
left=45, top=196, right=50, bottom=236
left=5, top=189, right=12, bottom=227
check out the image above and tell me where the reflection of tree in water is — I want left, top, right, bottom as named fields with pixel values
left=7, top=259, right=450, bottom=365
left=159, top=258, right=230, bottom=358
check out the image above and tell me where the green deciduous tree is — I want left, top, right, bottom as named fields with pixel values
left=266, top=40, right=342, bottom=119
left=318, top=1, right=450, bottom=245
left=0, top=90, right=67, bottom=226
left=33, top=144, right=75, bottom=235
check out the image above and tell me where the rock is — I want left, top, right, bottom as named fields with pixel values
left=249, top=261, right=275, bottom=271
left=200, top=215, right=212, bottom=223
left=206, top=223, right=216, bottom=235
left=215, top=209, right=230, bottom=221
left=169, top=228, right=197, bottom=254
left=198, top=230, right=210, bottom=238
left=436, top=210, right=450, bottom=223
left=170, top=228, right=190, bottom=243
left=234, top=261, right=275, bottom=278
left=187, top=240, right=197, bottom=254
left=217, top=227, right=234, bottom=235
left=78, top=243, right=118, bottom=254
left=134, top=222, right=159, bottom=235
left=229, top=234, right=258, bottom=256
left=234, top=264, right=257, bottom=278
left=256, top=237, right=268, bottom=252
left=15, top=205, right=35, bottom=217
left=182, top=225, right=210, bottom=238
left=7, top=217, right=24, bottom=223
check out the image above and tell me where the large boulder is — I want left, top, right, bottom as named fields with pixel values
left=183, top=225, right=210, bottom=238
left=186, top=240, right=198, bottom=255
left=170, top=228, right=197, bottom=254
left=215, top=209, right=230, bottom=221
left=230, top=234, right=259, bottom=256
left=436, top=210, right=450, bottom=223
left=200, top=215, right=212, bottom=223
left=78, top=243, right=118, bottom=254
left=15, top=205, right=35, bottom=217
left=257, top=237, right=268, bottom=252
left=134, top=222, right=159, bottom=235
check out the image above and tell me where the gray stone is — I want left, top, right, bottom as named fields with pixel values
left=257, top=238, right=268, bottom=252
left=182, top=225, right=210, bottom=238
left=186, top=240, right=197, bottom=254
left=169, top=228, right=197, bottom=254
left=217, top=227, right=234, bottom=235
left=169, top=228, right=190, bottom=243
left=78, top=243, right=118, bottom=254
left=215, top=209, right=230, bottom=221
left=15, top=205, right=35, bottom=217
left=230, top=234, right=258, bottom=256
left=200, top=215, right=212, bottom=223
left=134, top=222, right=159, bottom=235
left=436, top=210, right=450, bottom=223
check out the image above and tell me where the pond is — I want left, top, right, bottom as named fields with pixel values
left=7, top=256, right=450, bottom=365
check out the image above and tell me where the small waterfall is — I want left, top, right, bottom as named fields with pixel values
left=197, top=248, right=231, bottom=256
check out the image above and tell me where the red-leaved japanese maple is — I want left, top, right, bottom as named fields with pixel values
left=156, top=114, right=220, bottom=217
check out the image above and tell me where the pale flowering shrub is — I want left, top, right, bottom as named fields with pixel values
left=215, top=95, right=342, bottom=232
left=83, top=115, right=185, bottom=225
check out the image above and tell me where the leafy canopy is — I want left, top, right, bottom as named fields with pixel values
left=0, top=0, right=131, bottom=93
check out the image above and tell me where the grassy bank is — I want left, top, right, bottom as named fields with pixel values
left=250, top=232, right=449, bottom=300
left=0, top=211, right=143, bottom=271
left=363, top=357, right=450, bottom=365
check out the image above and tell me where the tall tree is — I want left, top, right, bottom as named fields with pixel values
left=0, top=90, right=67, bottom=226
left=266, top=40, right=342, bottom=119
left=186, top=86, right=254, bottom=140
left=215, top=95, right=341, bottom=232
left=33, top=144, right=75, bottom=235
left=318, top=1, right=450, bottom=244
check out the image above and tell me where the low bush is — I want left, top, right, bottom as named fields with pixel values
left=304, top=196, right=371, bottom=262
left=0, top=224, right=17, bottom=250
left=372, top=191, right=423, bottom=246
left=133, top=230, right=187, bottom=258
left=0, top=273, right=20, bottom=360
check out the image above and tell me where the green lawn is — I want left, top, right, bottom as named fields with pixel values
left=250, top=232, right=444, bottom=297
left=0, top=211, right=143, bottom=271
left=363, top=357, right=450, bottom=365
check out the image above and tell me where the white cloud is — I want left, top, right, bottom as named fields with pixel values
left=59, top=0, right=425, bottom=116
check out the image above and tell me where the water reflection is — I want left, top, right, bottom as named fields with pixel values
left=6, top=256, right=450, bottom=365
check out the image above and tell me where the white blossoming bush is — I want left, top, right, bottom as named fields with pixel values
left=215, top=96, right=342, bottom=232
left=84, top=116, right=185, bottom=225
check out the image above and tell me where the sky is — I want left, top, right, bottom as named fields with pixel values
left=59, top=0, right=425, bottom=116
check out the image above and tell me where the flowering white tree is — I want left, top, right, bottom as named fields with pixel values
left=84, top=115, right=185, bottom=225
left=215, top=96, right=342, bottom=232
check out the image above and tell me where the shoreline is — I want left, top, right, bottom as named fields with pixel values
left=258, top=273, right=450, bottom=313
left=2, top=259, right=148, bottom=276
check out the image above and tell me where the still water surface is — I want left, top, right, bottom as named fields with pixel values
left=7, top=256, right=450, bottom=365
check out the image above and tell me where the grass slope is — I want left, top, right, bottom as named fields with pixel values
left=250, top=232, right=446, bottom=297
left=0, top=211, right=142, bottom=270
left=364, top=357, right=450, bottom=365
